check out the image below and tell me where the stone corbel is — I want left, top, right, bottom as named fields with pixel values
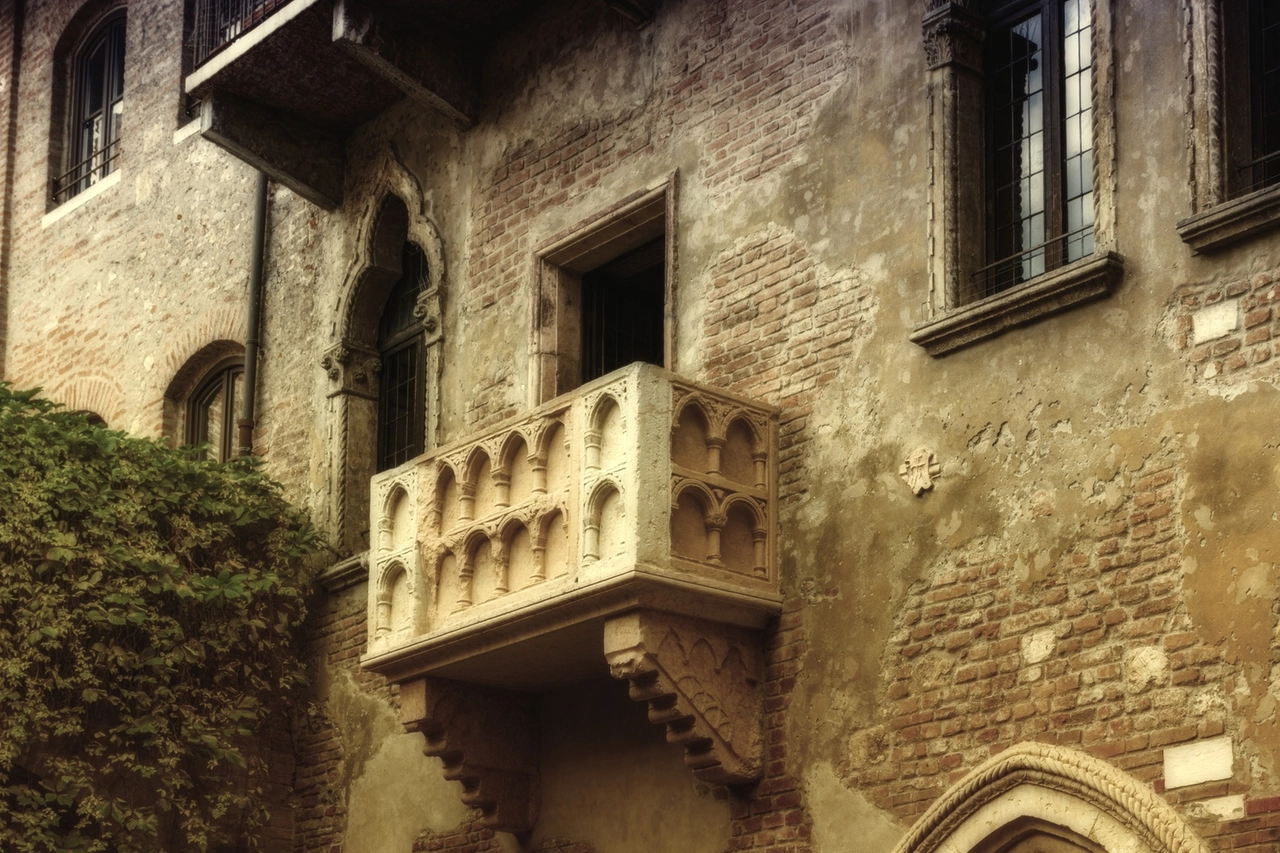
left=921, top=0, right=984, bottom=72
left=414, top=287, right=444, bottom=346
left=603, top=611, right=764, bottom=786
left=399, top=677, right=539, bottom=833
left=321, top=340, right=381, bottom=399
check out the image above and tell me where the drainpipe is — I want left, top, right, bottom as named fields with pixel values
left=237, top=170, right=268, bottom=456
left=0, top=0, right=26, bottom=380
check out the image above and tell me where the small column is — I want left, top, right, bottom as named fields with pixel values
left=705, top=512, right=727, bottom=565
left=458, top=482, right=476, bottom=521
left=530, top=454, right=548, bottom=494
left=706, top=437, right=725, bottom=476
left=752, top=527, right=768, bottom=576
left=752, top=450, right=769, bottom=490
left=494, top=470, right=512, bottom=508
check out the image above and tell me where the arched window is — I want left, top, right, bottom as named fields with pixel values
left=186, top=357, right=244, bottom=462
left=377, top=242, right=427, bottom=471
left=54, top=10, right=126, bottom=205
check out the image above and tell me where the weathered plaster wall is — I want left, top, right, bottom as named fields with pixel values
left=7, top=0, right=1280, bottom=850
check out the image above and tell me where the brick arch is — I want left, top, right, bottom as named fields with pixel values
left=159, top=338, right=246, bottom=442
left=44, top=372, right=127, bottom=428
left=891, top=742, right=1211, bottom=853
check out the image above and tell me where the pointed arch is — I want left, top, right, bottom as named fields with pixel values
left=891, top=742, right=1211, bottom=853
left=322, top=148, right=447, bottom=554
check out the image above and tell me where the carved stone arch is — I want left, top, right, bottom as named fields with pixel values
left=671, top=478, right=717, bottom=513
left=584, top=478, right=624, bottom=561
left=585, top=393, right=624, bottom=471
left=431, top=460, right=461, bottom=533
left=496, top=429, right=530, bottom=475
left=722, top=409, right=766, bottom=448
left=377, top=481, right=413, bottom=552
left=671, top=391, right=712, bottom=431
left=890, top=742, right=1212, bottom=853
left=374, top=559, right=411, bottom=637
left=720, top=494, right=765, bottom=530
left=324, top=154, right=447, bottom=555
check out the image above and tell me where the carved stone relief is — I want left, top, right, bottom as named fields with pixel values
left=890, top=742, right=1212, bottom=853
left=900, top=447, right=941, bottom=495
left=399, top=677, right=539, bottom=833
left=321, top=341, right=380, bottom=400
left=603, top=610, right=765, bottom=786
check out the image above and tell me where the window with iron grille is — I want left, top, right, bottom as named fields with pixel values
left=186, top=358, right=244, bottom=462
left=377, top=243, right=428, bottom=472
left=54, top=12, right=125, bottom=206
left=580, top=237, right=666, bottom=385
left=911, top=0, right=1120, bottom=355
left=980, top=0, right=1094, bottom=296
left=1223, top=0, right=1280, bottom=198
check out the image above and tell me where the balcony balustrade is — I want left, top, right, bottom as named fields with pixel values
left=362, top=363, right=781, bottom=687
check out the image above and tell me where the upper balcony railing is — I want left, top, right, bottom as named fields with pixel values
left=191, top=0, right=290, bottom=67
left=361, top=364, right=781, bottom=687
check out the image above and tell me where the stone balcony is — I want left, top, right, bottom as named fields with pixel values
left=359, top=364, right=780, bottom=827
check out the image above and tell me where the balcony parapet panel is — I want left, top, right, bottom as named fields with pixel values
left=361, top=363, right=781, bottom=690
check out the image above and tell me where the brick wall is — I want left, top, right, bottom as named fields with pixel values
left=293, top=584, right=392, bottom=853
left=703, top=225, right=872, bottom=503
left=1172, top=271, right=1280, bottom=386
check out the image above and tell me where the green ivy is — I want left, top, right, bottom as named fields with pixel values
left=0, top=385, right=323, bottom=852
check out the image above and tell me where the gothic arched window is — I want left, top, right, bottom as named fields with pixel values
left=376, top=242, right=427, bottom=471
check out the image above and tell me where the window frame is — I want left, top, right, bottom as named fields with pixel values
left=185, top=356, right=244, bottom=462
left=529, top=174, right=677, bottom=405
left=912, top=0, right=1121, bottom=356
left=1177, top=0, right=1280, bottom=252
left=376, top=241, right=429, bottom=472
left=53, top=10, right=126, bottom=207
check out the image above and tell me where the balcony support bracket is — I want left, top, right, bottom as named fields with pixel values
left=400, top=677, right=540, bottom=833
left=604, top=610, right=765, bottom=787
left=200, top=91, right=343, bottom=210
left=332, top=0, right=476, bottom=129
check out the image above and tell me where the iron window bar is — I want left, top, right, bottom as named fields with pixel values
left=191, top=0, right=290, bottom=67
left=1232, top=148, right=1280, bottom=198
left=51, top=137, right=121, bottom=206
left=969, top=225, right=1094, bottom=299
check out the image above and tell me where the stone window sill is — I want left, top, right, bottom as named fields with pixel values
left=317, top=550, right=369, bottom=592
left=1176, top=184, right=1280, bottom=253
left=41, top=169, right=122, bottom=229
left=909, top=252, right=1124, bottom=356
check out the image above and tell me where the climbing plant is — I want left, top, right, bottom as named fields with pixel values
left=0, top=385, right=322, bottom=852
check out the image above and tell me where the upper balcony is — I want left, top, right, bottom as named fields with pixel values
left=361, top=363, right=781, bottom=689
left=185, top=0, right=489, bottom=208
left=185, top=0, right=656, bottom=209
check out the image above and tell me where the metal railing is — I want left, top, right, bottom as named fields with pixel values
left=969, top=225, right=1094, bottom=299
left=51, top=138, right=121, bottom=206
left=1231, top=149, right=1280, bottom=200
left=191, top=0, right=290, bottom=67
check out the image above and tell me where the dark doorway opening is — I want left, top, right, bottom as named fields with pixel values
left=580, top=237, right=665, bottom=384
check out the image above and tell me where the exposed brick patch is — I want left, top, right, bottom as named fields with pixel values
left=1193, top=796, right=1280, bottom=853
left=530, top=838, right=597, bottom=853
left=1171, top=272, right=1280, bottom=386
left=703, top=225, right=873, bottom=503
left=293, top=585, right=397, bottom=852
left=847, top=449, right=1250, bottom=839
left=724, top=597, right=814, bottom=852
left=410, top=816, right=503, bottom=852
left=658, top=0, right=844, bottom=201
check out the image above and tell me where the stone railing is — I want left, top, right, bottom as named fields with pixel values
left=361, top=363, right=780, bottom=684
